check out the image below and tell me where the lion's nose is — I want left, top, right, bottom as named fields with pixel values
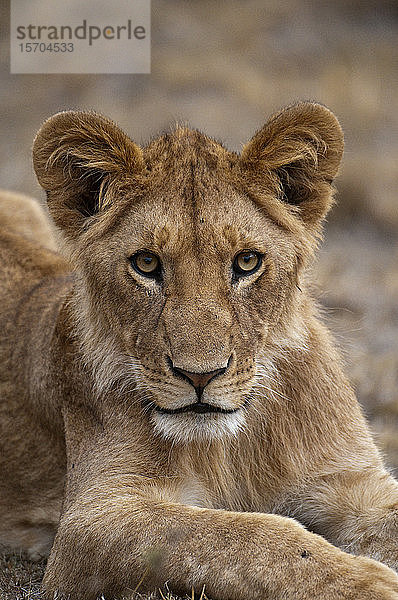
left=171, top=364, right=226, bottom=395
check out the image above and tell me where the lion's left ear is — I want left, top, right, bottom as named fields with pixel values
left=240, top=102, right=344, bottom=226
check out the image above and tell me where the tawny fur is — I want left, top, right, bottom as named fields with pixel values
left=1, top=102, right=398, bottom=599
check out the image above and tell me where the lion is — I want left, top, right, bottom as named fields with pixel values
left=1, top=102, right=398, bottom=600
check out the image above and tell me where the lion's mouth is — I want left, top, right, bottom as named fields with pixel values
left=154, top=402, right=240, bottom=415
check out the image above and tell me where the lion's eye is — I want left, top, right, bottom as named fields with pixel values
left=233, top=251, right=262, bottom=277
left=130, top=251, right=161, bottom=278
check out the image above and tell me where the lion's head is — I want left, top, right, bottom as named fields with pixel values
left=33, top=102, right=343, bottom=443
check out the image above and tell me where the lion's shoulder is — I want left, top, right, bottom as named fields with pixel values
left=0, top=189, right=58, bottom=251
left=0, top=190, right=70, bottom=313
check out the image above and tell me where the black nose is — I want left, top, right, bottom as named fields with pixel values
left=171, top=364, right=227, bottom=397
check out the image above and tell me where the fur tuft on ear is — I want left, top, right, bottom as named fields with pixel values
left=240, top=102, right=344, bottom=227
left=33, top=111, right=143, bottom=238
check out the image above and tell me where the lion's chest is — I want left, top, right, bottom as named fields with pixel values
left=176, top=474, right=250, bottom=512
left=178, top=476, right=211, bottom=508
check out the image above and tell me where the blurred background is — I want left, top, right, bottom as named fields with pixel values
left=0, top=0, right=397, bottom=596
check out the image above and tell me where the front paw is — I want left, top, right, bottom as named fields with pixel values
left=349, top=555, right=398, bottom=598
left=309, top=553, right=398, bottom=600
left=280, top=534, right=398, bottom=600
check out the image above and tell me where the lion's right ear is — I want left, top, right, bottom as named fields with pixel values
left=33, top=111, right=143, bottom=239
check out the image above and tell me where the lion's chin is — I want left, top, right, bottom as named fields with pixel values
left=151, top=410, right=246, bottom=444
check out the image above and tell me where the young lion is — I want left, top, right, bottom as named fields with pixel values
left=1, top=102, right=398, bottom=600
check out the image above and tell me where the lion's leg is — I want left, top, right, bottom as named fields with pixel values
left=289, top=468, right=398, bottom=570
left=0, top=453, right=62, bottom=560
left=0, top=514, right=56, bottom=561
left=0, top=385, right=64, bottom=560
left=43, top=407, right=398, bottom=600
left=43, top=485, right=398, bottom=600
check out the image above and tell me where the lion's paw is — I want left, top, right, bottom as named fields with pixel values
left=327, top=554, right=398, bottom=600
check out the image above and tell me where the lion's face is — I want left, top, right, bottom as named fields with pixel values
left=33, top=104, right=343, bottom=443
left=80, top=159, right=298, bottom=442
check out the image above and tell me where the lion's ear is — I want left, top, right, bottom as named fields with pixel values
left=33, top=111, right=143, bottom=239
left=240, top=102, right=344, bottom=227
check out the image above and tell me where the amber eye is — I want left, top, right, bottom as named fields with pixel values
left=130, top=251, right=161, bottom=278
left=233, top=250, right=262, bottom=277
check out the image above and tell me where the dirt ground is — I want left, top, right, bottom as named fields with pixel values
left=0, top=0, right=397, bottom=598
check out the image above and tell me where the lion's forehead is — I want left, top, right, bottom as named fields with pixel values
left=104, top=132, right=290, bottom=262
left=116, top=180, right=281, bottom=262
left=141, top=127, right=273, bottom=246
